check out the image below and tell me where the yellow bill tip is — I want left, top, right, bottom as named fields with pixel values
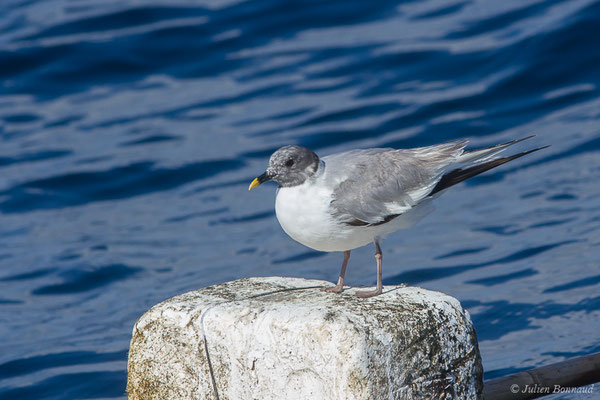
left=248, top=178, right=261, bottom=190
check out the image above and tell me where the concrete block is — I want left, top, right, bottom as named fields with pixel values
left=127, top=277, right=482, bottom=399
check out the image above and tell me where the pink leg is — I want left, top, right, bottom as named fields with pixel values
left=356, top=241, right=383, bottom=298
left=323, top=250, right=351, bottom=294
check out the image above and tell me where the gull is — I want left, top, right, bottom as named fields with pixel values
left=249, top=136, right=547, bottom=298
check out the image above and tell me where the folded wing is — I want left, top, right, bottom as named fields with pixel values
left=327, top=136, right=543, bottom=227
left=326, top=140, right=467, bottom=225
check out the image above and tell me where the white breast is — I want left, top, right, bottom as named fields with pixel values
left=275, top=181, right=332, bottom=251
left=275, top=180, right=376, bottom=252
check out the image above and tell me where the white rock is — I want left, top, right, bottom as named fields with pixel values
left=127, top=277, right=482, bottom=400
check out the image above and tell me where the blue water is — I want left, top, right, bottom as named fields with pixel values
left=1, top=0, right=599, bottom=398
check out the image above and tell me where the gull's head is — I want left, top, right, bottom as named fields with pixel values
left=249, top=145, right=320, bottom=189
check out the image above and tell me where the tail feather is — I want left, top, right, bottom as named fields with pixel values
left=457, top=135, right=536, bottom=164
left=429, top=145, right=549, bottom=196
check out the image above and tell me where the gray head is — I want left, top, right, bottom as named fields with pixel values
left=249, top=145, right=320, bottom=189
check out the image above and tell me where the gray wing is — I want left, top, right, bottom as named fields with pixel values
left=324, top=140, right=467, bottom=225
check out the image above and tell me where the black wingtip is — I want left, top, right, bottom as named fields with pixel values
left=513, top=134, right=536, bottom=143
left=464, top=134, right=537, bottom=156
left=429, top=144, right=549, bottom=196
left=495, top=134, right=536, bottom=148
left=518, top=144, right=551, bottom=156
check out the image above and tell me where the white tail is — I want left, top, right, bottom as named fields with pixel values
left=457, top=135, right=535, bottom=164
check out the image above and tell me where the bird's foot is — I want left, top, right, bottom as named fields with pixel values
left=322, top=284, right=344, bottom=294
left=355, top=287, right=383, bottom=298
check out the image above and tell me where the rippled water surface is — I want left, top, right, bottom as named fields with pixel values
left=1, top=0, right=599, bottom=398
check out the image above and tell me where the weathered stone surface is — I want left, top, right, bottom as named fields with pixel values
left=127, top=277, right=482, bottom=400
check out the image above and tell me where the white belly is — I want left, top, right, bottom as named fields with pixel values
left=275, top=182, right=437, bottom=252
left=275, top=182, right=373, bottom=252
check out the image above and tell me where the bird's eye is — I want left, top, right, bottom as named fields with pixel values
left=285, top=159, right=294, bottom=167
